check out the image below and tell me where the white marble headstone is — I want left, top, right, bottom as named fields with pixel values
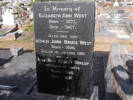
left=113, top=0, right=119, bottom=7
left=2, top=9, right=15, bottom=26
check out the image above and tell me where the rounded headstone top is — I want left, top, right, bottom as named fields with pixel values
left=113, top=0, right=119, bottom=7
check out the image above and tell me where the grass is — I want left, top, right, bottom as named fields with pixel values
left=0, top=32, right=3, bottom=35
left=0, top=3, right=5, bottom=7
left=24, top=23, right=34, bottom=33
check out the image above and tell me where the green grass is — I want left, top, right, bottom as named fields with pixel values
left=0, top=32, right=3, bottom=35
left=24, top=23, right=34, bottom=33
left=0, top=3, right=5, bottom=7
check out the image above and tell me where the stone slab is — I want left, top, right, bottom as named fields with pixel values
left=33, top=1, right=95, bottom=99
left=0, top=49, right=13, bottom=66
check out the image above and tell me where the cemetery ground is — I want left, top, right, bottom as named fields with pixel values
left=0, top=40, right=133, bottom=52
left=0, top=40, right=35, bottom=51
left=0, top=39, right=133, bottom=100
left=0, top=45, right=104, bottom=100
left=0, top=1, right=133, bottom=100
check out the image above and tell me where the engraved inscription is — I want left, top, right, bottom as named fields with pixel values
left=33, top=2, right=95, bottom=99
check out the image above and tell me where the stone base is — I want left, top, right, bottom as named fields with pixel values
left=10, top=47, right=23, bottom=57
left=105, top=44, right=133, bottom=100
left=29, top=86, right=98, bottom=100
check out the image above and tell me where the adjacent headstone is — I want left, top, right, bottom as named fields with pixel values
left=113, top=0, right=119, bottom=7
left=2, top=9, right=15, bottom=26
left=33, top=1, right=95, bottom=99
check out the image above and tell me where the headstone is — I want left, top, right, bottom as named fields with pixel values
left=2, top=9, right=15, bottom=26
left=113, top=0, right=119, bottom=7
left=13, top=0, right=17, bottom=6
left=33, top=1, right=95, bottom=99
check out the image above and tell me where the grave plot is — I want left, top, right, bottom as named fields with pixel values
left=0, top=48, right=112, bottom=100
left=23, top=54, right=105, bottom=100
left=105, top=44, right=133, bottom=100
left=0, top=25, right=20, bottom=41
left=95, top=8, right=133, bottom=43
left=0, top=53, right=104, bottom=100
left=0, top=53, right=36, bottom=99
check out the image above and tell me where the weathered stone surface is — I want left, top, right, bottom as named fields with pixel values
left=33, top=1, right=95, bottom=99
left=126, top=21, right=133, bottom=36
left=10, top=47, right=23, bottom=57
left=90, top=87, right=98, bottom=100
left=0, top=49, right=13, bottom=66
left=126, top=60, right=133, bottom=82
left=105, top=44, right=133, bottom=100
left=0, top=53, right=36, bottom=94
left=0, top=52, right=104, bottom=100
left=104, top=44, right=124, bottom=100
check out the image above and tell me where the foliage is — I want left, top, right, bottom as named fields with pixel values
left=22, top=7, right=27, bottom=11
left=17, top=14, right=22, bottom=19
left=29, top=0, right=35, bottom=6
left=0, top=3, right=5, bottom=7
left=19, top=3, right=24, bottom=7
left=0, top=32, right=3, bottom=35
left=24, top=23, right=34, bottom=33
left=117, top=0, right=122, bottom=2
